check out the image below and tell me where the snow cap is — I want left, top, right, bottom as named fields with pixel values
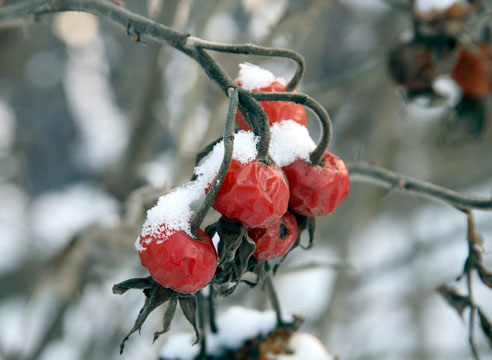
left=269, top=120, right=316, bottom=167
left=237, top=62, right=276, bottom=91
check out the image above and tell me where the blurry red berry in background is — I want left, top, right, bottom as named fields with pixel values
left=212, top=159, right=289, bottom=228
left=451, top=44, right=492, bottom=99
left=235, top=80, right=307, bottom=130
left=138, top=229, right=217, bottom=294
left=282, top=151, right=349, bottom=217
left=248, top=212, right=298, bottom=260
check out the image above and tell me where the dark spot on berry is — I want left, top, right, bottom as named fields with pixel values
left=279, top=223, right=289, bottom=239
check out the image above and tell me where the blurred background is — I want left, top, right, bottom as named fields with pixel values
left=1, top=0, right=492, bottom=359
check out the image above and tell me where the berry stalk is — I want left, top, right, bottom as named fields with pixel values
left=238, top=88, right=271, bottom=160
left=189, top=87, right=239, bottom=235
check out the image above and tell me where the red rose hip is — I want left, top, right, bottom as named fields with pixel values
left=138, top=229, right=217, bottom=294
left=248, top=212, right=298, bottom=260
left=212, top=159, right=289, bottom=228
left=451, top=44, right=492, bottom=98
left=282, top=151, right=349, bottom=217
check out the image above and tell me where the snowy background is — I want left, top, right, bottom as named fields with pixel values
left=1, top=0, right=492, bottom=359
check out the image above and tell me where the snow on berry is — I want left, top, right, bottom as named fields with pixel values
left=194, top=130, right=259, bottom=186
left=236, top=62, right=276, bottom=91
left=136, top=131, right=259, bottom=252
left=269, top=120, right=315, bottom=167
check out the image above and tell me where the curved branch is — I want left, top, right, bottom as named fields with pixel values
left=349, top=162, right=492, bottom=211
left=251, top=92, right=332, bottom=165
left=190, top=87, right=238, bottom=235
left=0, top=0, right=189, bottom=46
left=238, top=88, right=270, bottom=160
left=0, top=0, right=274, bottom=162
left=186, top=36, right=305, bottom=91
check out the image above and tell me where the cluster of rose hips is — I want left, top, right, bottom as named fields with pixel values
left=137, top=67, right=350, bottom=296
left=388, top=0, right=492, bottom=99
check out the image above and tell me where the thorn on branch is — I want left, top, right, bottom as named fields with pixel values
left=127, top=22, right=141, bottom=42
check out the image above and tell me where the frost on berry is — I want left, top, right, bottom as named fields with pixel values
left=282, top=151, right=350, bottom=217
left=138, top=183, right=201, bottom=249
left=138, top=229, right=217, bottom=294
left=269, top=120, right=316, bottom=167
left=235, top=63, right=307, bottom=131
left=248, top=212, right=298, bottom=260
left=212, top=159, right=290, bottom=228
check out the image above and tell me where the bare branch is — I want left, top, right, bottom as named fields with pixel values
left=190, top=87, right=238, bottom=235
left=186, top=36, right=305, bottom=91
left=348, top=162, right=492, bottom=211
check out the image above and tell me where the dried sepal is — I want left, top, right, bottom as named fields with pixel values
left=120, top=283, right=170, bottom=353
left=112, top=276, right=153, bottom=295
left=218, top=228, right=244, bottom=267
left=153, top=294, right=178, bottom=343
left=179, top=295, right=200, bottom=345
left=477, top=264, right=492, bottom=289
left=302, top=216, right=316, bottom=250
left=436, top=285, right=471, bottom=318
left=477, top=307, right=492, bottom=351
left=237, top=234, right=256, bottom=279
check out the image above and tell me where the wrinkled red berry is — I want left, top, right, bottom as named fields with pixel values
left=235, top=80, right=307, bottom=130
left=138, top=229, right=217, bottom=294
left=212, top=159, right=289, bottom=228
left=248, top=212, right=298, bottom=260
left=451, top=44, right=492, bottom=99
left=282, top=151, right=349, bottom=217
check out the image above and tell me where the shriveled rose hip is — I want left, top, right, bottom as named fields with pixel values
left=212, top=159, right=289, bottom=228
left=282, top=151, right=349, bottom=217
left=138, top=229, right=217, bottom=294
left=248, top=212, right=298, bottom=260
left=451, top=44, right=492, bottom=98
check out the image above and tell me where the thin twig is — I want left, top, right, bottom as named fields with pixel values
left=348, top=162, right=492, bottom=211
left=190, top=87, right=238, bottom=235
left=465, top=211, right=481, bottom=360
left=467, top=270, right=480, bottom=360
left=208, top=286, right=218, bottom=334
left=264, top=275, right=284, bottom=327
left=251, top=92, right=332, bottom=165
left=196, top=292, right=207, bottom=359
left=186, top=36, right=305, bottom=91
